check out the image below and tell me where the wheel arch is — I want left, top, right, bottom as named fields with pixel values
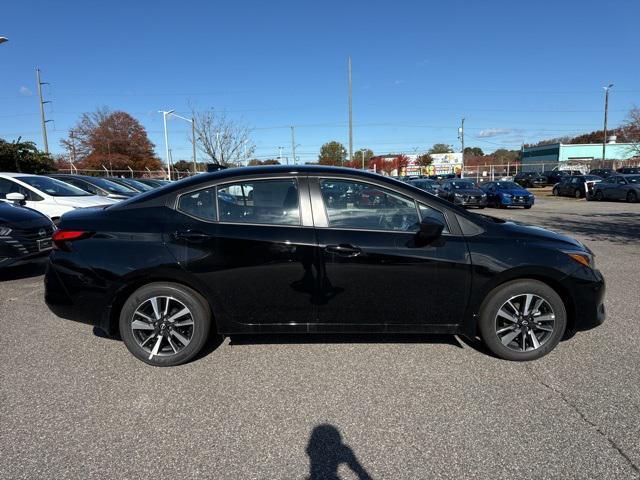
left=107, top=274, right=220, bottom=337
left=466, top=269, right=576, bottom=337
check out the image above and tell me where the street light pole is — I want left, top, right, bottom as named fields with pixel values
left=347, top=56, right=353, bottom=166
left=458, top=118, right=465, bottom=178
left=166, top=112, right=197, bottom=174
left=602, top=84, right=613, bottom=167
left=159, top=110, right=174, bottom=180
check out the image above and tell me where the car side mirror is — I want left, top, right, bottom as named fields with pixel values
left=418, top=217, right=444, bottom=243
left=6, top=192, right=26, bottom=205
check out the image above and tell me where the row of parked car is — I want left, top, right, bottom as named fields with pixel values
left=403, top=177, right=534, bottom=209
left=513, top=168, right=640, bottom=203
left=0, top=173, right=170, bottom=269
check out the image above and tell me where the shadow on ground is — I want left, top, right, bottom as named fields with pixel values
left=0, top=259, right=47, bottom=281
left=306, top=424, right=373, bottom=480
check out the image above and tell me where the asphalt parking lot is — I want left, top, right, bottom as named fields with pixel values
left=1, top=196, right=639, bottom=480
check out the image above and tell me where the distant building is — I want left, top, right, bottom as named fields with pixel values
left=521, top=140, right=638, bottom=172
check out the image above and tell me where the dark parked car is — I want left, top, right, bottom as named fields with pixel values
left=45, top=165, right=605, bottom=366
left=48, top=174, right=138, bottom=200
left=406, top=178, right=441, bottom=195
left=592, top=174, right=640, bottom=202
left=438, top=180, right=487, bottom=208
left=107, top=177, right=154, bottom=193
left=135, top=178, right=171, bottom=188
left=0, top=198, right=54, bottom=269
left=552, top=175, right=602, bottom=199
left=514, top=172, right=547, bottom=188
left=616, top=167, right=640, bottom=175
left=428, top=173, right=457, bottom=182
left=480, top=181, right=534, bottom=208
left=589, top=168, right=614, bottom=178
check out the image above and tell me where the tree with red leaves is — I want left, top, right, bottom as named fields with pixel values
left=61, top=108, right=161, bottom=172
left=368, top=154, right=408, bottom=176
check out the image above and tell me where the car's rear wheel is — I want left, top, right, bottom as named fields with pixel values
left=552, top=187, right=558, bottom=196
left=119, top=282, right=211, bottom=366
left=574, top=189, right=582, bottom=199
left=627, top=191, right=638, bottom=203
left=594, top=190, right=604, bottom=201
left=479, top=279, right=566, bottom=361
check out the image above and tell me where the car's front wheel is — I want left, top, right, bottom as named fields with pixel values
left=119, top=282, right=212, bottom=366
left=479, top=279, right=566, bottom=361
left=574, top=189, right=582, bottom=199
left=627, top=191, right=638, bottom=203
left=594, top=190, right=604, bottom=201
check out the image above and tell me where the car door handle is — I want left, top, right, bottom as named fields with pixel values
left=173, top=230, right=211, bottom=242
left=325, top=244, right=361, bottom=257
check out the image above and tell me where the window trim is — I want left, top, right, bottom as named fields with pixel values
left=315, top=177, right=450, bottom=235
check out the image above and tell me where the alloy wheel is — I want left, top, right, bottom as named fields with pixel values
left=495, top=293, right=555, bottom=352
left=130, top=296, right=194, bottom=360
left=627, top=191, right=637, bottom=203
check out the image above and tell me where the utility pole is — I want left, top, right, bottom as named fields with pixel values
left=458, top=118, right=465, bottom=178
left=347, top=56, right=353, bottom=165
left=602, top=84, right=613, bottom=167
left=192, top=117, right=197, bottom=173
left=69, top=130, right=76, bottom=173
left=158, top=110, right=174, bottom=180
left=290, top=126, right=297, bottom=165
left=36, top=69, right=51, bottom=154
left=278, top=146, right=284, bottom=164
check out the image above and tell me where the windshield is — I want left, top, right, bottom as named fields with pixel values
left=87, top=177, right=137, bottom=194
left=627, top=176, right=640, bottom=184
left=494, top=181, right=521, bottom=189
left=449, top=181, right=477, bottom=189
left=116, top=178, right=153, bottom=191
left=16, top=176, right=91, bottom=197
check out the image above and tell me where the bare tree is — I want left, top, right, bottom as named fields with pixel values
left=190, top=106, right=255, bottom=166
left=621, top=106, right=640, bottom=156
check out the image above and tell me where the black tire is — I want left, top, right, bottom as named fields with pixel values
left=119, top=282, right=212, bottom=367
left=574, top=189, right=582, bottom=199
left=594, top=190, right=604, bottom=201
left=627, top=191, right=638, bottom=203
left=524, top=205, right=532, bottom=209
left=552, top=187, right=558, bottom=196
left=478, top=206, right=486, bottom=209
left=478, top=279, right=567, bottom=361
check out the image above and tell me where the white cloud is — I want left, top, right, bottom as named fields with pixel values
left=393, top=79, right=405, bottom=85
left=19, top=86, right=32, bottom=96
left=477, top=128, right=515, bottom=138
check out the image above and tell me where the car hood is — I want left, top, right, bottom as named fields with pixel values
left=0, top=202, right=50, bottom=224
left=496, top=188, right=531, bottom=196
left=453, top=188, right=485, bottom=195
left=494, top=219, right=584, bottom=249
left=53, top=195, right=118, bottom=208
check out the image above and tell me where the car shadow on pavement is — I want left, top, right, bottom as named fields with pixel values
left=529, top=212, right=640, bottom=245
left=306, top=424, right=373, bottom=480
left=0, top=259, right=47, bottom=281
left=229, top=332, right=463, bottom=348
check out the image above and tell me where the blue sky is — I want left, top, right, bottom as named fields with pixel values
left=1, top=0, right=639, bottom=163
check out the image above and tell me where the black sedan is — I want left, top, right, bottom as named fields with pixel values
left=136, top=178, right=171, bottom=188
left=438, top=179, right=487, bottom=208
left=552, top=175, right=602, bottom=199
left=406, top=178, right=441, bottom=195
left=45, top=165, right=605, bottom=366
left=107, top=177, right=154, bottom=193
left=0, top=199, right=54, bottom=269
left=48, top=174, right=138, bottom=200
left=593, top=174, right=640, bottom=202
left=514, top=172, right=547, bottom=188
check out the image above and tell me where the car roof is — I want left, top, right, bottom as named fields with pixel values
left=0, top=172, right=40, bottom=178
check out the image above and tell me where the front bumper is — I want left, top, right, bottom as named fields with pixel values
left=562, top=267, right=606, bottom=331
left=500, top=195, right=534, bottom=207
left=453, top=196, right=487, bottom=207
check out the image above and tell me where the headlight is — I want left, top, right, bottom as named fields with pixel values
left=563, top=250, right=595, bottom=269
left=502, top=193, right=512, bottom=198
left=0, top=226, right=12, bottom=236
left=481, top=193, right=487, bottom=198
left=454, top=193, right=463, bottom=197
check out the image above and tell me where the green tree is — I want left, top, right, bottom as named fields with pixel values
left=318, top=141, right=347, bottom=166
left=350, top=148, right=374, bottom=167
left=428, top=143, right=452, bottom=154
left=464, top=147, right=484, bottom=156
left=0, top=138, right=55, bottom=174
left=492, top=149, right=520, bottom=164
left=415, top=153, right=433, bottom=166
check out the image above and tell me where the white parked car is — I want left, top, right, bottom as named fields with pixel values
left=0, top=172, right=117, bottom=222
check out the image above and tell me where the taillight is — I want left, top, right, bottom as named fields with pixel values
left=52, top=230, right=94, bottom=250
